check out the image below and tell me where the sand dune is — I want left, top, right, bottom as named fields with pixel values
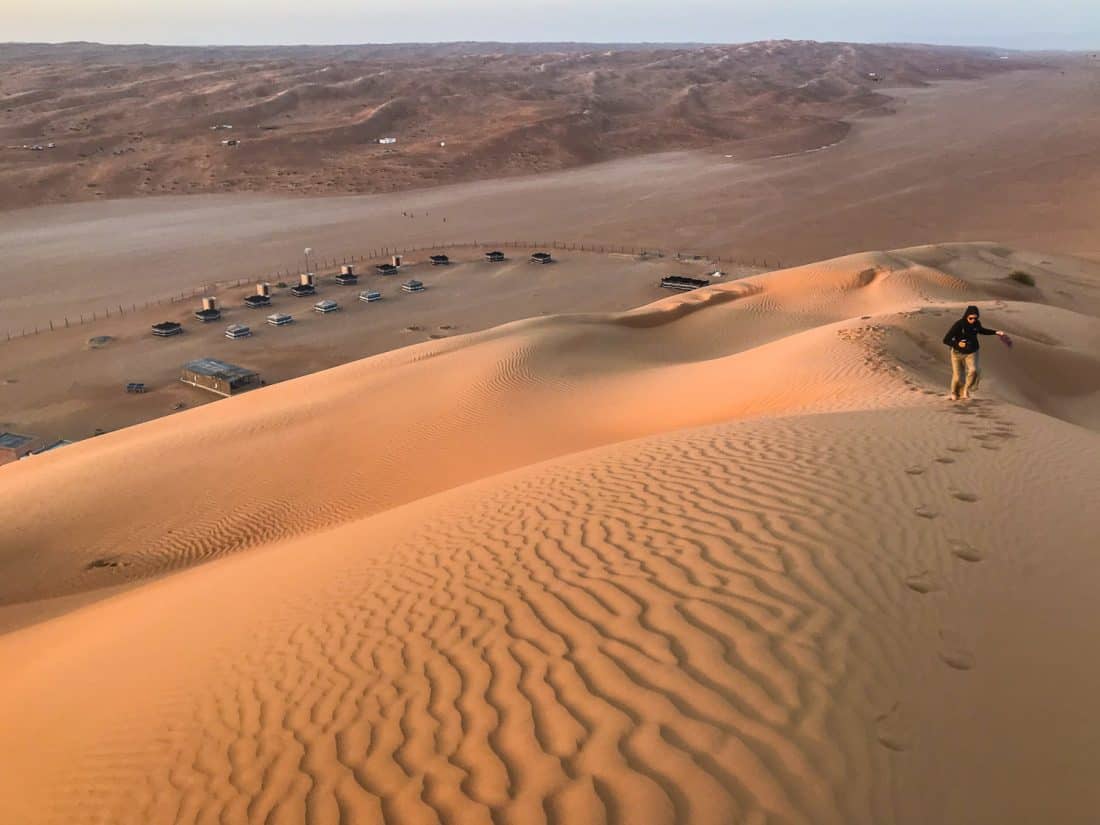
left=0, top=41, right=1033, bottom=210
left=1, top=242, right=1099, bottom=823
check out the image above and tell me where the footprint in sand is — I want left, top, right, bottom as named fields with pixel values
left=935, top=456, right=956, bottom=464
left=950, top=490, right=980, bottom=503
left=939, top=630, right=976, bottom=670
left=905, top=466, right=926, bottom=475
left=875, top=702, right=916, bottom=751
left=914, top=506, right=938, bottom=519
left=945, top=446, right=969, bottom=453
left=980, top=443, right=1001, bottom=450
left=949, top=539, right=985, bottom=563
left=904, top=570, right=939, bottom=594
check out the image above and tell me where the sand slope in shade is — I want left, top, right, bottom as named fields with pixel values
left=1, top=242, right=1099, bottom=824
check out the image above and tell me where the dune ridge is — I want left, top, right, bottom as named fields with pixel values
left=1, top=242, right=1099, bottom=824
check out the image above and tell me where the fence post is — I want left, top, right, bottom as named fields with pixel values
left=49, top=320, right=54, bottom=331
left=65, top=317, right=69, bottom=328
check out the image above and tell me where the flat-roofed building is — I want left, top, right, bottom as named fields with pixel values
left=0, top=432, right=39, bottom=466
left=180, top=359, right=259, bottom=397
left=151, top=321, right=183, bottom=337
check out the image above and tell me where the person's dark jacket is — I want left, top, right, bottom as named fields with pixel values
left=943, top=305, right=997, bottom=354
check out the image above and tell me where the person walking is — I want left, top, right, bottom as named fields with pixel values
left=942, top=305, right=1006, bottom=400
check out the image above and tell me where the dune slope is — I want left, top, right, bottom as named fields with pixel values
left=1, top=242, right=1098, bottom=824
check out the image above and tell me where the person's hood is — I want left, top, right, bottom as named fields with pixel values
left=963, top=305, right=981, bottom=320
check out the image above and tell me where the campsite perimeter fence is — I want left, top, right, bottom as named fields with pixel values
left=2, top=239, right=781, bottom=343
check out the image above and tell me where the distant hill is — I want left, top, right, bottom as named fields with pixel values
left=0, top=40, right=1039, bottom=209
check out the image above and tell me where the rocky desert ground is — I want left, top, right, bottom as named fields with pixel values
left=0, top=41, right=1034, bottom=207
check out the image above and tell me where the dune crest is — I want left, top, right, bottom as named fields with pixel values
left=2, top=242, right=1099, bottom=824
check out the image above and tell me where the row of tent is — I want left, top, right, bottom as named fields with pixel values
left=153, top=284, right=421, bottom=339
left=154, top=249, right=560, bottom=338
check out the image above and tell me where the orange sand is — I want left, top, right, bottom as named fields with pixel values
left=1, top=242, right=1098, bottom=824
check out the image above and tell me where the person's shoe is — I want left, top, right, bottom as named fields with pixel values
left=959, top=392, right=970, bottom=400
left=948, top=392, right=959, bottom=401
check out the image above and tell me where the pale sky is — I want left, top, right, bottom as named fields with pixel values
left=2, top=0, right=1098, bottom=50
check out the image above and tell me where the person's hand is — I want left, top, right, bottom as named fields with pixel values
left=958, top=340, right=967, bottom=348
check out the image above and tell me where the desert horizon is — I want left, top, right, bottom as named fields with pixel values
left=2, top=21, right=1099, bottom=825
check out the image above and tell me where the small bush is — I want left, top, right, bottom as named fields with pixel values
left=1009, top=270, right=1036, bottom=287
left=275, top=281, right=288, bottom=289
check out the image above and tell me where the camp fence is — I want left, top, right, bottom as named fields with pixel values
left=2, top=240, right=780, bottom=343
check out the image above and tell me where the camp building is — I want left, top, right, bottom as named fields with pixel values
left=180, top=358, right=259, bottom=397
left=0, top=432, right=38, bottom=466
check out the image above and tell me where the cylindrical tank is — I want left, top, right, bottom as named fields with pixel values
left=392, top=255, right=402, bottom=268
left=300, top=272, right=313, bottom=286
left=202, top=297, right=218, bottom=311
left=341, top=264, right=355, bottom=276
left=257, top=283, right=270, bottom=297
